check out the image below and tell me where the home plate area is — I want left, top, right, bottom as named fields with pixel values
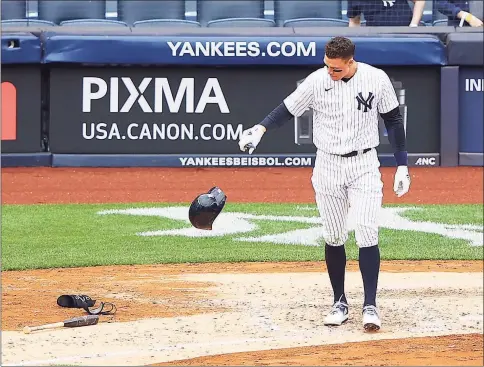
left=1, top=166, right=483, bottom=366
left=2, top=267, right=483, bottom=366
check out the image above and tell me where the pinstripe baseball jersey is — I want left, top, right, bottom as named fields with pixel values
left=283, top=62, right=399, bottom=155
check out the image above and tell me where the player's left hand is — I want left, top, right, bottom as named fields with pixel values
left=238, top=125, right=266, bottom=154
left=393, top=166, right=411, bottom=197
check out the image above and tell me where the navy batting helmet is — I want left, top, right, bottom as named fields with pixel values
left=188, top=186, right=227, bottom=230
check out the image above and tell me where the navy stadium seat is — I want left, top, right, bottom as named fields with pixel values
left=60, top=19, right=128, bottom=27
left=420, top=0, right=434, bottom=23
left=274, top=0, right=342, bottom=26
left=133, top=19, right=201, bottom=28
left=432, top=19, right=449, bottom=26
left=117, top=0, right=189, bottom=25
left=1, top=0, right=26, bottom=20
left=197, top=0, right=267, bottom=27
left=207, top=18, right=275, bottom=27
left=38, top=0, right=107, bottom=24
left=1, top=19, right=55, bottom=27
left=283, top=18, right=349, bottom=27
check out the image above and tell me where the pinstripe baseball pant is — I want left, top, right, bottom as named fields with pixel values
left=311, top=148, right=383, bottom=248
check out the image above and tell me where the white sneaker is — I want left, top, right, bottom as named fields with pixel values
left=323, top=301, right=349, bottom=326
left=362, top=305, right=381, bottom=332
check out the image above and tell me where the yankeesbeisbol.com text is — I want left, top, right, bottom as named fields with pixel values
left=82, top=122, right=244, bottom=140
left=179, top=157, right=313, bottom=167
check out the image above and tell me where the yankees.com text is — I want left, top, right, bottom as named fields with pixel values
left=180, top=157, right=313, bottom=167
left=167, top=41, right=316, bottom=58
left=82, top=122, right=243, bottom=141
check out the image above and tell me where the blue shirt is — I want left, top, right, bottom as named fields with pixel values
left=347, top=0, right=413, bottom=26
left=434, top=0, right=470, bottom=26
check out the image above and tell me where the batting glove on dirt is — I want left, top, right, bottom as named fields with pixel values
left=393, top=166, right=411, bottom=197
left=238, top=125, right=266, bottom=154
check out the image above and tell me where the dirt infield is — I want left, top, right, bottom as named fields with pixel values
left=2, top=166, right=483, bottom=205
left=152, top=334, right=484, bottom=366
left=1, top=167, right=483, bottom=366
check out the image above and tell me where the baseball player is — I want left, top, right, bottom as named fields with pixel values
left=238, top=36, right=411, bottom=332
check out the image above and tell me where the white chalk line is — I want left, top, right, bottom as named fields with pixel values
left=4, top=329, right=334, bottom=367
left=9, top=329, right=477, bottom=367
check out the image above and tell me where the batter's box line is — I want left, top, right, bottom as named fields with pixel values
left=4, top=330, right=357, bottom=367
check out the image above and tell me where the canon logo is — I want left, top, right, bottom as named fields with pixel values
left=82, top=77, right=230, bottom=114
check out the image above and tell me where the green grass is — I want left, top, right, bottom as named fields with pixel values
left=1, top=203, right=482, bottom=271
left=401, top=204, right=484, bottom=226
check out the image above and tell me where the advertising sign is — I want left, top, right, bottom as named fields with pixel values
left=459, top=68, right=484, bottom=153
left=1, top=66, right=42, bottom=153
left=48, top=66, right=440, bottom=165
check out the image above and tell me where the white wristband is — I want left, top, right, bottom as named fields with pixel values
left=459, top=11, right=468, bottom=27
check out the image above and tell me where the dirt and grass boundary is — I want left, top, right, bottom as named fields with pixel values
left=1, top=167, right=483, bottom=366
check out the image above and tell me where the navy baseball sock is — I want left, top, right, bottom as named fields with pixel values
left=358, top=245, right=380, bottom=307
left=325, top=244, right=347, bottom=304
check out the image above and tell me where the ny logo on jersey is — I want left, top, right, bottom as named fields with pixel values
left=382, top=0, right=395, bottom=7
left=356, top=92, right=375, bottom=112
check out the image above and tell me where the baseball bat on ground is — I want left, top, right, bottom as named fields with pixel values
left=23, top=315, right=99, bottom=334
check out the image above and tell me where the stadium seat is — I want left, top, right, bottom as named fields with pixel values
left=283, top=18, right=349, bottom=27
left=133, top=19, right=201, bottom=28
left=420, top=0, right=434, bottom=23
left=470, top=0, right=483, bottom=19
left=118, top=0, right=187, bottom=26
left=274, top=0, right=342, bottom=27
left=432, top=19, right=449, bottom=26
left=60, top=19, right=129, bottom=27
left=207, top=18, right=275, bottom=27
left=37, top=0, right=107, bottom=24
left=197, top=0, right=266, bottom=26
left=1, top=0, right=26, bottom=20
left=1, top=19, right=56, bottom=27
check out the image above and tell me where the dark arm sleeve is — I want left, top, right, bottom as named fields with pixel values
left=435, top=0, right=462, bottom=18
left=259, top=102, right=294, bottom=130
left=380, top=106, right=408, bottom=166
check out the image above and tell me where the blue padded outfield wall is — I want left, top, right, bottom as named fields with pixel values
left=1, top=27, right=483, bottom=168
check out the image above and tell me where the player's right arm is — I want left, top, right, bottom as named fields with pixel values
left=238, top=71, right=318, bottom=154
